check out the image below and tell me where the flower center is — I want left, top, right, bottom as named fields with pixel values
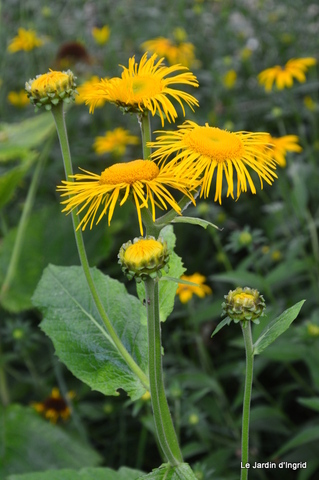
left=131, top=76, right=163, bottom=102
left=184, top=126, right=245, bottom=163
left=124, top=239, right=164, bottom=265
left=233, top=292, right=255, bottom=308
left=100, top=159, right=159, bottom=185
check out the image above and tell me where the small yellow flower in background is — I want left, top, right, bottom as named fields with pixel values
left=271, top=250, right=282, bottom=262
left=7, top=90, right=30, bottom=108
left=82, top=52, right=199, bottom=125
left=222, top=70, right=237, bottom=89
left=258, top=57, right=317, bottom=92
left=91, top=25, right=110, bottom=45
left=93, top=127, right=139, bottom=156
left=265, top=134, right=302, bottom=167
left=304, top=95, right=316, bottom=111
left=176, top=273, right=212, bottom=303
left=8, top=28, right=44, bottom=53
left=149, top=120, right=277, bottom=203
left=141, top=35, right=197, bottom=69
left=75, top=76, right=107, bottom=108
left=32, top=388, right=75, bottom=423
left=25, top=69, right=77, bottom=111
left=141, top=391, right=151, bottom=401
left=57, top=159, right=197, bottom=236
left=119, top=236, right=169, bottom=281
left=307, top=323, right=319, bottom=337
left=240, top=47, right=253, bottom=61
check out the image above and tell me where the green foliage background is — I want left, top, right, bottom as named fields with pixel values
left=1, top=0, right=319, bottom=479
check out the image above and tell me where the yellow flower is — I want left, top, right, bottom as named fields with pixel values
left=25, top=69, right=77, bottom=110
left=222, top=69, right=237, bottom=89
left=82, top=52, right=199, bottom=125
left=57, top=159, right=197, bottom=235
left=258, top=57, right=317, bottom=92
left=176, top=273, right=212, bottom=303
left=32, top=388, right=75, bottom=423
left=93, top=127, right=139, bottom=156
left=119, top=236, right=169, bottom=281
left=75, top=76, right=107, bottom=108
left=222, top=287, right=266, bottom=325
left=7, top=90, right=30, bottom=108
left=8, top=28, right=44, bottom=53
left=149, top=120, right=277, bottom=203
left=91, top=25, right=110, bottom=45
left=304, top=95, right=316, bottom=111
left=265, top=134, right=302, bottom=167
left=141, top=37, right=197, bottom=68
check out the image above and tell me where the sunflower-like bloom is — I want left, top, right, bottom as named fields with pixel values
left=93, top=127, right=139, bottom=156
left=57, top=159, right=197, bottom=235
left=7, top=28, right=44, bottom=53
left=149, top=120, right=277, bottom=203
left=32, top=388, right=75, bottom=423
left=176, top=273, right=212, bottom=303
left=266, top=134, right=302, bottom=167
left=91, top=25, right=110, bottom=45
left=258, top=57, right=317, bottom=92
left=82, top=52, right=199, bottom=125
left=141, top=37, right=196, bottom=68
left=75, top=76, right=107, bottom=108
left=7, top=90, right=30, bottom=108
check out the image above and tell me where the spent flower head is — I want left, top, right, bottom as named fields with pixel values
left=222, top=287, right=266, bottom=326
left=150, top=120, right=277, bottom=203
left=258, top=57, right=317, bottom=92
left=25, top=69, right=77, bottom=111
left=82, top=52, right=199, bottom=125
left=118, top=236, right=169, bottom=282
left=32, top=388, right=75, bottom=423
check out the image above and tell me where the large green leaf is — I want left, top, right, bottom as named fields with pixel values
left=0, top=205, right=112, bottom=312
left=0, top=404, right=101, bottom=478
left=0, top=113, right=55, bottom=162
left=32, top=265, right=148, bottom=400
left=136, top=226, right=185, bottom=322
left=137, top=463, right=197, bottom=479
left=273, top=426, right=319, bottom=458
left=7, top=466, right=144, bottom=480
left=253, top=300, right=305, bottom=355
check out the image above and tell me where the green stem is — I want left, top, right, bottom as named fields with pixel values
left=137, top=112, right=152, bottom=159
left=0, top=137, right=52, bottom=301
left=0, top=342, right=10, bottom=406
left=240, top=321, right=254, bottom=480
left=51, top=102, right=149, bottom=391
left=144, top=277, right=183, bottom=465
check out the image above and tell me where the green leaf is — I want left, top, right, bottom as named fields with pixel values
left=137, top=463, right=197, bottom=480
left=273, top=426, right=319, bottom=458
left=211, top=317, right=231, bottom=338
left=172, top=216, right=220, bottom=230
left=7, top=467, right=144, bottom=480
left=0, top=404, right=101, bottom=478
left=253, top=300, right=305, bottom=355
left=32, top=265, right=148, bottom=400
left=297, top=397, right=319, bottom=412
left=137, top=226, right=185, bottom=322
left=0, top=158, right=35, bottom=209
left=210, top=270, right=268, bottom=293
left=0, top=113, right=55, bottom=162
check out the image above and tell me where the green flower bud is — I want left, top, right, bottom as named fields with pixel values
left=222, top=287, right=266, bottom=325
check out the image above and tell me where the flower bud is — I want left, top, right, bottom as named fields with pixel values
left=25, top=69, right=77, bottom=111
left=118, top=236, right=169, bottom=282
left=222, top=287, right=266, bottom=325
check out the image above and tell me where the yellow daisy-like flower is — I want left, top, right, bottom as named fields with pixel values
left=149, top=120, right=277, bottom=203
left=141, top=37, right=196, bottom=68
left=222, top=69, right=237, bottom=89
left=258, top=57, right=317, bottom=92
left=91, top=25, right=110, bottom=45
left=57, top=159, right=197, bottom=235
left=82, top=52, right=199, bottom=125
left=93, top=127, right=139, bottom=156
left=32, top=388, right=75, bottom=423
left=75, top=76, right=107, bottom=108
left=176, top=273, right=212, bottom=303
left=8, top=28, right=44, bottom=53
left=265, top=134, right=302, bottom=167
left=7, top=90, right=30, bottom=108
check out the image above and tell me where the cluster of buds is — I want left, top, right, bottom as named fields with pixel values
left=222, top=286, right=266, bottom=327
left=118, top=236, right=169, bottom=282
left=25, top=69, right=77, bottom=111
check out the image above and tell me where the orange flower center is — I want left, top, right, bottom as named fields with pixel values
left=100, top=159, right=160, bottom=185
left=184, top=126, right=245, bottom=163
